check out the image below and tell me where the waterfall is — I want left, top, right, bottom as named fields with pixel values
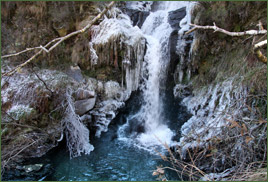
left=118, top=1, right=190, bottom=151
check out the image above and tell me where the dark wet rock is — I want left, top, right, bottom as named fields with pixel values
left=168, top=7, right=186, bottom=29
left=74, top=97, right=96, bottom=116
left=125, top=9, right=150, bottom=28
left=22, top=164, right=43, bottom=173
left=173, top=84, right=193, bottom=98
left=167, top=30, right=180, bottom=88
left=2, top=163, right=53, bottom=181
left=127, top=116, right=146, bottom=135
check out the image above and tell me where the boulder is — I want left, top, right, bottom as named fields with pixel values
left=66, top=65, right=84, bottom=83
left=75, top=88, right=95, bottom=100
left=74, top=97, right=96, bottom=116
left=104, top=81, right=122, bottom=100
left=22, top=164, right=43, bottom=173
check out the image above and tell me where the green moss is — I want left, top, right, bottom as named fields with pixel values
left=234, top=24, right=241, bottom=32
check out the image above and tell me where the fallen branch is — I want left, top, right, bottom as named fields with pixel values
left=186, top=22, right=267, bottom=36
left=2, top=1, right=116, bottom=77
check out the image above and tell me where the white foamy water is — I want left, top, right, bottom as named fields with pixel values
left=118, top=1, right=190, bottom=152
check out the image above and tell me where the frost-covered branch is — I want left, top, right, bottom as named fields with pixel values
left=2, top=1, right=116, bottom=77
left=186, top=22, right=267, bottom=64
left=186, top=22, right=267, bottom=36
left=254, top=40, right=267, bottom=50
left=1, top=46, right=44, bottom=59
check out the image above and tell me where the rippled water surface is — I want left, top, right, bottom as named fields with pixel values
left=46, top=128, right=164, bottom=181
left=43, top=90, right=190, bottom=181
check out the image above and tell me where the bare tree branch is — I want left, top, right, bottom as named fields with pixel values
left=1, top=47, right=44, bottom=59
left=186, top=22, right=267, bottom=64
left=254, top=40, right=267, bottom=50
left=186, top=22, right=267, bottom=36
left=2, top=1, right=116, bottom=77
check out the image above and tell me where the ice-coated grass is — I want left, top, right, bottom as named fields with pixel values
left=62, top=88, right=94, bottom=158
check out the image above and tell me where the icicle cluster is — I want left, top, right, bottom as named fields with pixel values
left=178, top=78, right=248, bottom=157
left=89, top=12, right=146, bottom=95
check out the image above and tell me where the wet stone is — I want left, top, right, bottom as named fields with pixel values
left=23, top=164, right=43, bottom=173
left=168, top=7, right=186, bottom=29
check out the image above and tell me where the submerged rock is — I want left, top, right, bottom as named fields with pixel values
left=22, top=164, right=43, bottom=173
left=3, top=163, right=53, bottom=181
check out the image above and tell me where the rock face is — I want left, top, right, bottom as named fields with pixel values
left=125, top=9, right=150, bottom=28
left=166, top=6, right=193, bottom=88
left=168, top=7, right=186, bottom=29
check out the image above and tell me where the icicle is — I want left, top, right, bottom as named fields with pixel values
left=89, top=42, right=98, bottom=66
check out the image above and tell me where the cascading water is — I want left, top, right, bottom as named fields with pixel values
left=118, top=1, right=191, bottom=151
